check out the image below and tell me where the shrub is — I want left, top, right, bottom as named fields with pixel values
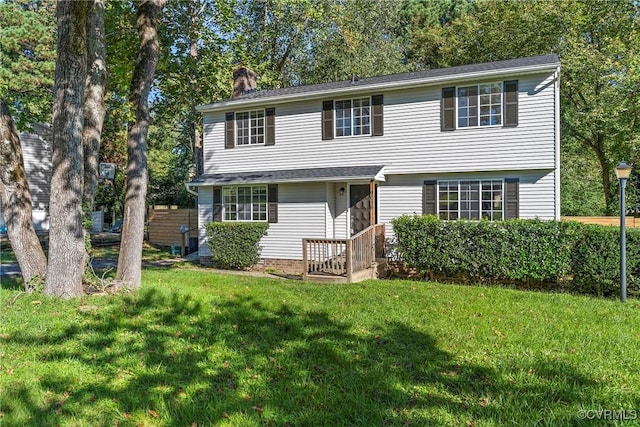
left=206, top=222, right=269, bottom=269
left=389, top=215, right=640, bottom=298
left=570, top=224, right=640, bottom=297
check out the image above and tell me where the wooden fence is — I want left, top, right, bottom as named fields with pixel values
left=561, top=216, right=640, bottom=228
left=148, top=206, right=198, bottom=249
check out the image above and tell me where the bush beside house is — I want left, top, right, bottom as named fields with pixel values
left=391, top=215, right=639, bottom=298
left=206, top=222, right=269, bottom=269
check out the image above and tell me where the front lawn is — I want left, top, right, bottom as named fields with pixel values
left=1, top=268, right=639, bottom=426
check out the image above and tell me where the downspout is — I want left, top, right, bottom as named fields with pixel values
left=185, top=183, right=198, bottom=197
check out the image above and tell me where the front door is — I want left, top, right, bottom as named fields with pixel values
left=350, top=184, right=370, bottom=236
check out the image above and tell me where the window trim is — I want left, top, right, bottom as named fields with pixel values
left=222, top=185, right=268, bottom=222
left=436, top=179, right=505, bottom=221
left=234, top=109, right=266, bottom=146
left=455, top=81, right=504, bottom=129
left=334, top=96, right=372, bottom=138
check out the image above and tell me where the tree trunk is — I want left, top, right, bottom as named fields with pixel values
left=83, top=0, right=106, bottom=216
left=0, top=99, right=48, bottom=287
left=45, top=0, right=88, bottom=298
left=591, top=132, right=613, bottom=214
left=116, top=0, right=165, bottom=289
left=189, top=2, right=203, bottom=177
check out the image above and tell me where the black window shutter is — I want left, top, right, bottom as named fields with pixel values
left=225, top=112, right=235, bottom=149
left=213, top=187, right=222, bottom=221
left=322, top=100, right=334, bottom=140
left=504, top=80, right=518, bottom=127
left=441, top=87, right=455, bottom=131
left=268, top=184, right=278, bottom=223
left=505, top=178, right=519, bottom=219
left=371, top=94, right=383, bottom=136
left=265, top=107, right=275, bottom=145
left=422, top=180, right=437, bottom=215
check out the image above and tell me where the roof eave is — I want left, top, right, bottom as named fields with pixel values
left=196, top=62, right=560, bottom=113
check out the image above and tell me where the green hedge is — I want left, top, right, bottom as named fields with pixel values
left=206, top=222, right=269, bottom=269
left=390, top=215, right=640, bottom=298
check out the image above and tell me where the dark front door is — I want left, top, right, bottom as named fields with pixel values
left=350, top=184, right=370, bottom=236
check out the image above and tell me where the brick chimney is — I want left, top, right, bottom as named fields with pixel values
left=232, top=66, right=257, bottom=98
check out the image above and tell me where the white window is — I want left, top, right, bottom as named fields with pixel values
left=438, top=180, right=503, bottom=220
left=457, top=83, right=502, bottom=128
left=236, top=110, right=265, bottom=145
left=223, top=186, right=267, bottom=221
left=335, top=97, right=371, bottom=137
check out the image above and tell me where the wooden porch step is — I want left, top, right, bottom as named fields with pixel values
left=304, top=265, right=377, bottom=284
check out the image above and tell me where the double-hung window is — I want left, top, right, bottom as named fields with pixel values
left=223, top=185, right=267, bottom=221
left=236, top=110, right=265, bottom=145
left=438, top=180, right=504, bottom=220
left=457, top=82, right=502, bottom=128
left=335, top=97, right=371, bottom=137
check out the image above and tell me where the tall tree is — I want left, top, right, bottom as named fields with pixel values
left=0, top=99, right=48, bottom=286
left=0, top=1, right=54, bottom=286
left=116, top=0, right=165, bottom=289
left=45, top=0, right=88, bottom=298
left=410, top=0, right=640, bottom=215
left=0, top=0, right=56, bottom=127
left=399, top=0, right=471, bottom=69
left=156, top=0, right=231, bottom=186
left=83, top=0, right=107, bottom=216
left=300, top=0, right=410, bottom=83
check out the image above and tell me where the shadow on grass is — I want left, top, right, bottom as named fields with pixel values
left=3, top=286, right=599, bottom=425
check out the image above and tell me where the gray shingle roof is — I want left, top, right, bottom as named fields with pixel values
left=188, top=165, right=386, bottom=186
left=221, top=54, right=560, bottom=104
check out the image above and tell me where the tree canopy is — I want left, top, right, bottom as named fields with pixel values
left=4, top=0, right=640, bottom=234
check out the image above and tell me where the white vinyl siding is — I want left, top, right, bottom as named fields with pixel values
left=202, top=72, right=557, bottom=177
left=378, top=170, right=557, bottom=238
left=197, top=187, right=214, bottom=256
left=0, top=130, right=53, bottom=233
left=198, top=183, right=328, bottom=259
left=259, top=183, right=327, bottom=259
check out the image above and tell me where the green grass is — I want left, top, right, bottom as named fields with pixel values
left=1, top=268, right=639, bottom=426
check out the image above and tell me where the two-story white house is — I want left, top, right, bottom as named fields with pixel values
left=188, top=54, right=561, bottom=277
